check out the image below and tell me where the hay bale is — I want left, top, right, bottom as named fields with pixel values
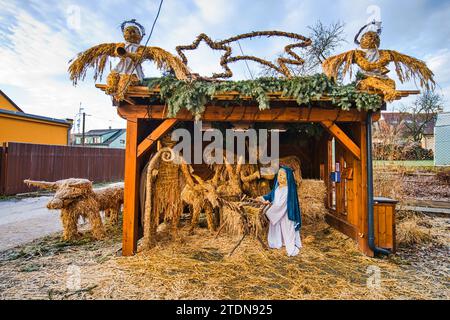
left=397, top=216, right=433, bottom=247
left=299, top=179, right=328, bottom=224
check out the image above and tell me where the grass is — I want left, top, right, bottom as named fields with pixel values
left=0, top=195, right=15, bottom=202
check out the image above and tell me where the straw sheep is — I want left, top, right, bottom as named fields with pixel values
left=96, top=185, right=124, bottom=225
left=24, top=179, right=123, bottom=241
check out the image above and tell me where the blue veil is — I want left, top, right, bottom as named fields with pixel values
left=263, top=166, right=302, bottom=231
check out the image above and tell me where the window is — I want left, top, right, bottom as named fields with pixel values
left=120, top=139, right=125, bottom=144
left=75, top=137, right=81, bottom=144
left=94, top=137, right=102, bottom=144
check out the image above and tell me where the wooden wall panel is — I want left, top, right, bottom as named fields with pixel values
left=374, top=203, right=396, bottom=251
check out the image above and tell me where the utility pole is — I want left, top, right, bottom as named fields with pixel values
left=82, top=112, right=86, bottom=146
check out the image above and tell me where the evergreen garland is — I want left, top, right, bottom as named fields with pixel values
left=144, top=74, right=382, bottom=119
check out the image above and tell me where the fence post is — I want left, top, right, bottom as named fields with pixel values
left=0, top=143, right=7, bottom=195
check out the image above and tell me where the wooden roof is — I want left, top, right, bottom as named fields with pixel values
left=96, top=84, right=420, bottom=104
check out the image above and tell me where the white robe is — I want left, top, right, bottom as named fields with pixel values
left=265, top=186, right=302, bottom=256
left=113, top=42, right=145, bottom=80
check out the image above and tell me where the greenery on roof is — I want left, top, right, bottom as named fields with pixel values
left=144, top=74, right=382, bottom=120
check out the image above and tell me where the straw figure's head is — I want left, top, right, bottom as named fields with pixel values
left=192, top=174, right=220, bottom=209
left=354, top=21, right=382, bottom=50
left=359, top=31, right=380, bottom=49
left=46, top=179, right=93, bottom=209
left=121, top=19, right=145, bottom=44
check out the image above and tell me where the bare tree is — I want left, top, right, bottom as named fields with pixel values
left=400, top=90, right=443, bottom=143
left=259, top=21, right=346, bottom=77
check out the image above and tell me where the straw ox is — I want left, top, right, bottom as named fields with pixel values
left=24, top=179, right=123, bottom=241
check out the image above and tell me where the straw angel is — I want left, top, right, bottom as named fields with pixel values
left=322, top=21, right=435, bottom=101
left=68, top=19, right=189, bottom=100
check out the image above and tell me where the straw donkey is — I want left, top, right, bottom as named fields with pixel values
left=142, top=147, right=222, bottom=249
left=24, top=179, right=123, bottom=241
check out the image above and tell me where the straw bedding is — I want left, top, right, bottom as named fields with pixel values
left=397, top=216, right=433, bottom=247
left=298, top=179, right=328, bottom=224
left=0, top=217, right=448, bottom=300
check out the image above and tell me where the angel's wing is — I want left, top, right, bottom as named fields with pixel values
left=68, top=43, right=120, bottom=85
left=384, top=50, right=435, bottom=89
left=139, top=46, right=190, bottom=80
left=322, top=50, right=356, bottom=81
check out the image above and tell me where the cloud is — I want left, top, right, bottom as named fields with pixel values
left=0, top=0, right=449, bottom=128
left=0, top=2, right=124, bottom=129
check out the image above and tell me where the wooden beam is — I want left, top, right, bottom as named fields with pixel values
left=137, top=119, right=178, bottom=158
left=356, top=121, right=374, bottom=257
left=325, top=213, right=358, bottom=240
left=321, top=121, right=361, bottom=160
left=122, top=118, right=140, bottom=256
left=118, top=105, right=364, bottom=123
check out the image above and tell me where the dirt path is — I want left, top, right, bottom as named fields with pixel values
left=0, top=196, right=61, bottom=251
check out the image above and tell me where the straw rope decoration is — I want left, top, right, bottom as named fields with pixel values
left=176, top=31, right=312, bottom=79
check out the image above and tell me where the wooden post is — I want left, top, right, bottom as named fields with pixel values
left=122, top=118, right=140, bottom=256
left=356, top=120, right=374, bottom=256
left=326, top=138, right=333, bottom=209
left=0, top=143, right=6, bottom=195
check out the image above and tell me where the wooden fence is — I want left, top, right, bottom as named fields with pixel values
left=0, top=143, right=125, bottom=195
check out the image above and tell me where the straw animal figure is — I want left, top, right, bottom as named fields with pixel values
left=322, top=21, right=435, bottom=101
left=68, top=19, right=189, bottom=100
left=179, top=162, right=220, bottom=235
left=24, top=179, right=106, bottom=241
left=96, top=185, right=124, bottom=225
left=207, top=151, right=274, bottom=200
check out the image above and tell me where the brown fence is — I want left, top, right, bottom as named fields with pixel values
left=0, top=143, right=125, bottom=195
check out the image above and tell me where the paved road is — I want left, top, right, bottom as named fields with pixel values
left=0, top=196, right=61, bottom=251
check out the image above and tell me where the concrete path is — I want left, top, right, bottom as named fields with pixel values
left=0, top=196, right=61, bottom=251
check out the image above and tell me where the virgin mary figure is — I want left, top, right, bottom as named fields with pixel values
left=258, top=166, right=302, bottom=256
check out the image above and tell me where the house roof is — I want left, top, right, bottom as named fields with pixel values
left=436, top=112, right=450, bottom=127
left=102, top=129, right=126, bottom=145
left=78, top=128, right=125, bottom=137
left=381, top=112, right=437, bottom=135
left=0, top=108, right=73, bottom=127
left=0, top=89, right=24, bottom=112
left=74, top=129, right=126, bottom=146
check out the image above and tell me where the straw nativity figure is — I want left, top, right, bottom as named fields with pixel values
left=24, top=179, right=123, bottom=241
left=322, top=21, right=435, bottom=101
left=68, top=19, right=189, bottom=100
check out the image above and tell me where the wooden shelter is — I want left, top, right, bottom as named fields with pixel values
left=97, top=83, right=418, bottom=257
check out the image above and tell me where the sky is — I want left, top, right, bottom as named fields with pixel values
left=0, top=0, right=449, bottom=131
